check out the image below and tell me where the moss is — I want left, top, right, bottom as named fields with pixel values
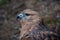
left=0, top=0, right=9, bottom=6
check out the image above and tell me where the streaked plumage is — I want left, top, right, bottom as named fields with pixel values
left=17, top=9, right=60, bottom=40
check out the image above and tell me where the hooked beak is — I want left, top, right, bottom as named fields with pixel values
left=16, top=13, right=25, bottom=20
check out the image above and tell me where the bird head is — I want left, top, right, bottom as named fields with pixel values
left=17, top=9, right=41, bottom=22
left=16, top=9, right=42, bottom=28
left=17, top=12, right=31, bottom=21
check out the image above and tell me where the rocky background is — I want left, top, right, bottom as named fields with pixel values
left=0, top=0, right=60, bottom=40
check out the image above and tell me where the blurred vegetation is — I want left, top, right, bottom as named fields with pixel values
left=0, top=0, right=9, bottom=6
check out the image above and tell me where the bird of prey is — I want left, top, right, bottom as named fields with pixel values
left=17, top=9, right=60, bottom=40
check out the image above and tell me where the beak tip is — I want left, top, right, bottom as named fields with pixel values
left=17, top=16, right=20, bottom=19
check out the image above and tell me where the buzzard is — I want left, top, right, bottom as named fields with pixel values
left=17, top=9, right=60, bottom=40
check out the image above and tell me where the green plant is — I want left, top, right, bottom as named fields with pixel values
left=0, top=0, right=9, bottom=6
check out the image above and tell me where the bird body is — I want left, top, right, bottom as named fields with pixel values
left=17, top=9, right=60, bottom=40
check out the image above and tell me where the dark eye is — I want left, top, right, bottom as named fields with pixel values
left=25, top=14, right=30, bottom=16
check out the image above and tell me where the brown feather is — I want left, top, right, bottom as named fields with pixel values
left=18, top=9, right=60, bottom=40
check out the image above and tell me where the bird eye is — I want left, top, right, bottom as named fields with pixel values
left=25, top=14, right=30, bottom=16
